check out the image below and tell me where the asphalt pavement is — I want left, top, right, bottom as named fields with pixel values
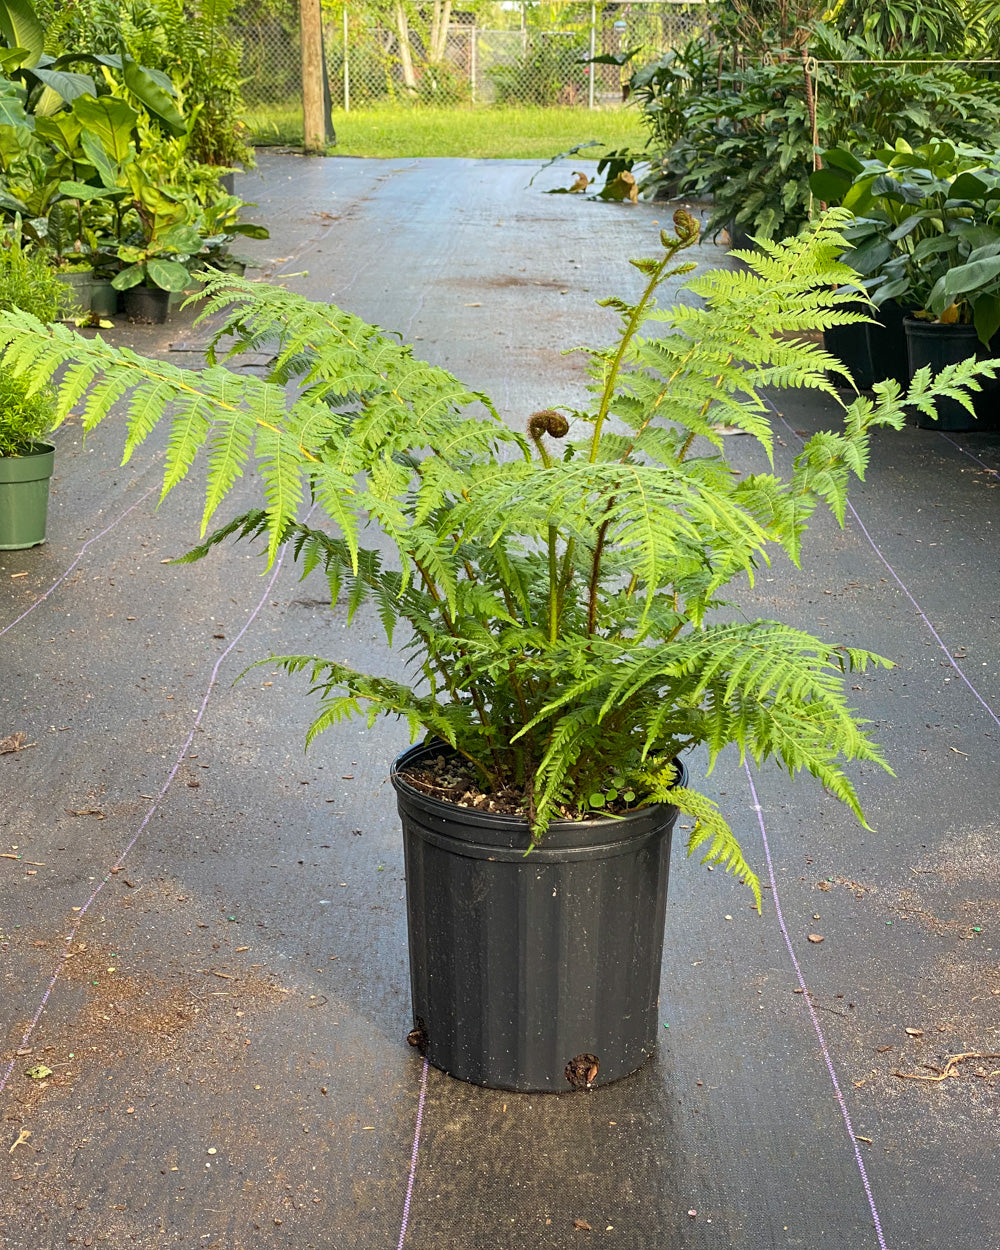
left=2, top=151, right=998, bottom=1249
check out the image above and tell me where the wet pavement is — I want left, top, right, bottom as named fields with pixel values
left=2, top=152, right=999, bottom=1249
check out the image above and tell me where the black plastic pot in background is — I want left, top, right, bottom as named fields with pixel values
left=823, top=299, right=911, bottom=390
left=904, top=318, right=1000, bottom=431
left=824, top=303, right=875, bottom=389
left=121, top=284, right=170, bottom=324
left=391, top=742, right=686, bottom=1093
left=867, top=299, right=910, bottom=387
left=725, top=217, right=755, bottom=250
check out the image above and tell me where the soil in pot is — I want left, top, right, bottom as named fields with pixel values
left=0, top=442, right=55, bottom=549
left=391, top=742, right=685, bottom=1093
left=121, top=284, right=170, bottom=324
left=904, top=319, right=1000, bottom=431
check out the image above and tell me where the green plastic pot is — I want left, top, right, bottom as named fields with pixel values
left=55, top=270, right=94, bottom=317
left=89, top=277, right=119, bottom=317
left=0, top=441, right=55, bottom=549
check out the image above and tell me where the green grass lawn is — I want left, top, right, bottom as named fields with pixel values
left=244, top=102, right=646, bottom=160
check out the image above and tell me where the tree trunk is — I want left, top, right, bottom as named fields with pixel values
left=429, top=0, right=453, bottom=65
left=394, top=1, right=418, bottom=91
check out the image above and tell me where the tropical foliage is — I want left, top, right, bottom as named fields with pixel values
left=0, top=209, right=995, bottom=902
left=812, top=138, right=1000, bottom=344
left=614, top=0, right=1000, bottom=239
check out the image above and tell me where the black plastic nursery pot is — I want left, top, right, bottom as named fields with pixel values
left=823, top=299, right=910, bottom=390
left=904, top=318, right=1000, bottom=431
left=0, top=442, right=55, bottom=550
left=391, top=742, right=686, bottom=1093
left=867, top=298, right=910, bottom=387
left=121, top=284, right=170, bottom=324
left=823, top=305, right=874, bottom=389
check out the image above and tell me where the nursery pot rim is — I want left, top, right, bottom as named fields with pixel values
left=390, top=740, right=686, bottom=858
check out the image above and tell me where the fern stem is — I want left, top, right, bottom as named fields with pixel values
left=588, top=244, right=685, bottom=463
left=412, top=554, right=502, bottom=775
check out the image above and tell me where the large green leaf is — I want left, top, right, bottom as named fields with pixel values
left=34, top=112, right=81, bottom=157
left=145, top=258, right=191, bottom=291
left=0, top=84, right=30, bottom=130
left=940, top=255, right=1000, bottom=302
left=158, top=223, right=203, bottom=255
left=972, top=293, right=1000, bottom=347
left=0, top=0, right=43, bottom=68
left=228, top=222, right=270, bottom=239
left=821, top=147, right=866, bottom=177
left=57, top=178, right=121, bottom=202
left=24, top=66, right=95, bottom=108
left=842, top=238, right=893, bottom=275
left=50, top=52, right=187, bottom=136
left=111, top=264, right=145, bottom=291
left=809, top=165, right=853, bottom=205
left=122, top=55, right=186, bottom=136
left=948, top=171, right=990, bottom=202
left=79, top=131, right=127, bottom=189
left=71, top=95, right=137, bottom=165
left=0, top=186, right=29, bottom=213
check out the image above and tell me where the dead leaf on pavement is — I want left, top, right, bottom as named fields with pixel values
left=0, top=732, right=35, bottom=754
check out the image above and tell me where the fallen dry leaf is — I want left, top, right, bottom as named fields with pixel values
left=573, top=1219, right=592, bottom=1231
left=0, top=732, right=35, bottom=754
left=8, top=1129, right=30, bottom=1154
left=905, top=1028, right=924, bottom=1037
left=808, top=934, right=824, bottom=943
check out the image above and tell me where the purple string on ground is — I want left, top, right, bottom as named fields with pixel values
left=935, top=430, right=1000, bottom=475
left=396, top=1057, right=430, bottom=1250
left=0, top=484, right=158, bottom=639
left=769, top=402, right=1000, bottom=732
left=0, top=541, right=292, bottom=1098
left=743, top=762, right=888, bottom=1250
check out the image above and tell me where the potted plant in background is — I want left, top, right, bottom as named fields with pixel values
left=0, top=226, right=61, bottom=548
left=0, top=209, right=995, bottom=1091
left=109, top=169, right=205, bottom=323
left=812, top=139, right=1000, bottom=427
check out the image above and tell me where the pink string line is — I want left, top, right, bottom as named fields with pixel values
left=743, top=763, right=888, bottom=1250
left=936, top=431, right=1000, bottom=476
left=0, top=484, right=158, bottom=640
left=396, top=1057, right=430, bottom=1250
left=771, top=404, right=1000, bottom=732
left=0, top=542, right=292, bottom=1098
left=743, top=399, right=1000, bottom=1247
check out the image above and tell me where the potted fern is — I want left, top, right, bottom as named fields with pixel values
left=0, top=209, right=992, bottom=1090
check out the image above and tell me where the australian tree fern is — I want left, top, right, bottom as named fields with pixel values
left=0, top=206, right=994, bottom=907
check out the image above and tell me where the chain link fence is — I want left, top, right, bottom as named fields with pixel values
left=234, top=1, right=706, bottom=139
